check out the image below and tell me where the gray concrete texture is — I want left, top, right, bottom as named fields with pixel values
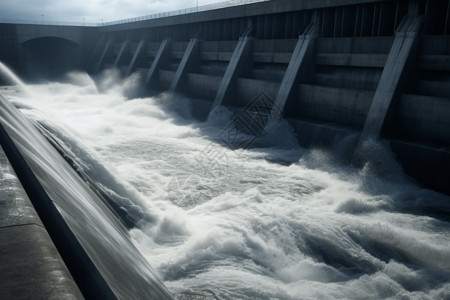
left=0, top=146, right=83, bottom=300
left=1, top=2, right=450, bottom=299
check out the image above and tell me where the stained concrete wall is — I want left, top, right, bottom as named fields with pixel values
left=89, top=0, right=450, bottom=195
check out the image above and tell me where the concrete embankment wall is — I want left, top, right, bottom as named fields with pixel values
left=0, top=140, right=84, bottom=299
left=89, top=0, right=450, bottom=195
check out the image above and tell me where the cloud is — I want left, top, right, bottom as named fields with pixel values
left=0, top=0, right=221, bottom=23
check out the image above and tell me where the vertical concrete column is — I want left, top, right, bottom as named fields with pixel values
left=360, top=15, right=423, bottom=139
left=170, top=38, right=200, bottom=93
left=145, top=39, right=171, bottom=87
left=94, top=39, right=112, bottom=74
left=269, top=23, right=319, bottom=122
left=87, top=36, right=106, bottom=70
left=126, top=40, right=146, bottom=76
left=114, top=40, right=129, bottom=68
left=211, top=36, right=252, bottom=109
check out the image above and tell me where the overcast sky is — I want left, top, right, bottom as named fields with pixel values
left=0, top=0, right=225, bottom=24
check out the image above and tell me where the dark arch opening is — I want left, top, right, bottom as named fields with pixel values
left=21, top=37, right=80, bottom=80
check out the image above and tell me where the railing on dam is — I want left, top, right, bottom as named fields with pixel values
left=0, top=18, right=98, bottom=27
left=0, top=0, right=269, bottom=27
left=102, top=0, right=270, bottom=26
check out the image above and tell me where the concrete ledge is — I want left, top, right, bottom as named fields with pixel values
left=253, top=52, right=292, bottom=64
left=390, top=140, right=450, bottom=195
left=316, top=53, right=388, bottom=68
left=236, top=77, right=280, bottom=107
left=201, top=40, right=238, bottom=52
left=0, top=225, right=84, bottom=300
left=315, top=71, right=381, bottom=90
left=297, top=84, right=373, bottom=128
left=316, top=37, right=393, bottom=54
left=419, top=55, right=450, bottom=70
left=0, top=146, right=83, bottom=300
left=200, top=51, right=233, bottom=61
left=186, top=73, right=221, bottom=100
left=417, top=80, right=450, bottom=99
left=288, top=118, right=358, bottom=149
left=397, top=94, right=450, bottom=144
left=253, top=39, right=298, bottom=53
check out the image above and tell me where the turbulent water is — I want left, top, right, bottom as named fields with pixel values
left=2, top=69, right=450, bottom=300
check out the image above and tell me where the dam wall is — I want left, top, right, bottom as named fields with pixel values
left=0, top=0, right=449, bottom=297
left=87, top=0, right=450, bottom=195
left=1, top=1, right=449, bottom=192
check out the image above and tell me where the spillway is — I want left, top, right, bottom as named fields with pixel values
left=0, top=68, right=449, bottom=299
left=0, top=71, right=172, bottom=298
left=1, top=0, right=450, bottom=298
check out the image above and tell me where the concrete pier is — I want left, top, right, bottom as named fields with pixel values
left=361, top=15, right=423, bottom=139
left=126, top=39, right=145, bottom=76
left=94, top=39, right=113, bottom=74
left=212, top=36, right=252, bottom=109
left=170, top=38, right=200, bottom=93
left=81, top=0, right=450, bottom=194
left=269, top=22, right=319, bottom=122
left=114, top=39, right=129, bottom=68
left=145, top=39, right=171, bottom=87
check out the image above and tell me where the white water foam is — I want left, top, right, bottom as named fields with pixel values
left=2, top=67, right=450, bottom=300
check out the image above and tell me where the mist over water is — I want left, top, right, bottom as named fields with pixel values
left=2, top=68, right=450, bottom=299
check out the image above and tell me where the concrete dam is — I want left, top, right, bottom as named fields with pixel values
left=1, top=0, right=450, bottom=299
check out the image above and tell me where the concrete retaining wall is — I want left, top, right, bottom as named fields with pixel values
left=88, top=0, right=450, bottom=195
left=0, top=145, right=83, bottom=299
left=1, top=1, right=449, bottom=195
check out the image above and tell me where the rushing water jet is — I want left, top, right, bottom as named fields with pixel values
left=0, top=62, right=28, bottom=91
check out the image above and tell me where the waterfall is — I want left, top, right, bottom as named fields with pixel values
left=0, top=64, right=172, bottom=299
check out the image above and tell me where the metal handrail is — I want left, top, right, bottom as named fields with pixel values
left=103, top=0, right=269, bottom=26
left=0, top=0, right=269, bottom=27
left=0, top=18, right=98, bottom=27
